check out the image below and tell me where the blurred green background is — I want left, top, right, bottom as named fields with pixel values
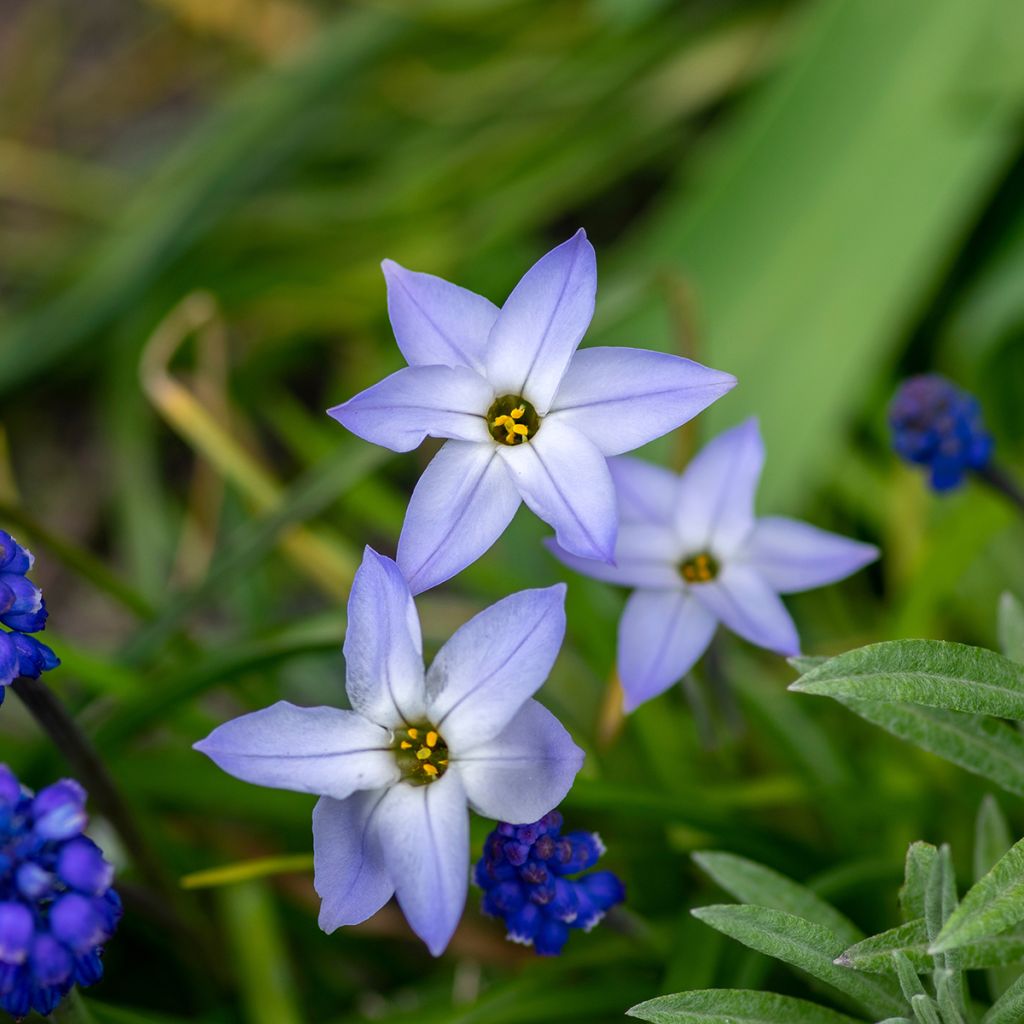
left=1, top=0, right=1023, bottom=1020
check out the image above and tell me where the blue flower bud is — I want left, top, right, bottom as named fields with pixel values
left=32, top=780, right=87, bottom=841
left=534, top=917, right=570, bottom=956
left=58, top=838, right=114, bottom=896
left=889, top=375, right=993, bottom=492
left=0, top=903, right=34, bottom=965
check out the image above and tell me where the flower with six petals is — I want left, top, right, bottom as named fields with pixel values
left=194, top=547, right=583, bottom=956
left=328, top=230, right=735, bottom=593
left=547, top=419, right=879, bottom=711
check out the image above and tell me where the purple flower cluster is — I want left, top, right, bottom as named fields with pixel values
left=475, top=811, right=624, bottom=955
left=0, top=531, right=59, bottom=703
left=889, top=374, right=993, bottom=491
left=0, top=765, right=121, bottom=1018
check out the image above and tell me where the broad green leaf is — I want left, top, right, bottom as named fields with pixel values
left=837, top=700, right=1024, bottom=796
left=693, top=852, right=863, bottom=944
left=999, top=593, right=1024, bottom=664
left=626, top=989, right=863, bottom=1024
left=984, top=971, right=1024, bottom=1024
left=902, top=844, right=940, bottom=923
left=837, top=919, right=1024, bottom=974
left=691, top=905, right=905, bottom=1019
left=790, top=641, right=1024, bottom=720
left=932, top=836, right=1024, bottom=954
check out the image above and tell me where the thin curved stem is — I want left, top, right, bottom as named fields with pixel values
left=976, top=463, right=1024, bottom=517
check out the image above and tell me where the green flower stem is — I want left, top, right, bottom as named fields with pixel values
left=977, top=464, right=1024, bottom=517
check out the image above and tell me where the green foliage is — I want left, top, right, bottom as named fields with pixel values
left=626, top=990, right=863, bottom=1024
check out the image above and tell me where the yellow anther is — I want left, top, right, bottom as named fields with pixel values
left=438, top=759, right=448, bottom=766
left=416, top=747, right=432, bottom=760
left=512, top=424, right=529, bottom=436
left=422, top=763, right=439, bottom=777
left=426, top=731, right=438, bottom=748
left=510, top=406, right=524, bottom=420
left=407, top=728, right=419, bottom=739
left=399, top=741, right=412, bottom=750
left=492, top=415, right=513, bottom=428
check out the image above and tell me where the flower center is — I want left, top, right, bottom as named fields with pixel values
left=679, top=551, right=719, bottom=584
left=394, top=723, right=449, bottom=785
left=487, top=395, right=540, bottom=446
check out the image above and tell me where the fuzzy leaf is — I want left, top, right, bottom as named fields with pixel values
left=626, top=989, right=864, bottom=1024
left=693, top=852, right=863, bottom=945
left=999, top=593, right=1024, bottom=665
left=984, top=971, right=1024, bottom=1024
left=902, top=844, right=940, bottom=923
left=976, top=796, right=1013, bottom=883
left=932, top=836, right=1024, bottom=954
left=790, top=641, right=1024, bottom=720
left=834, top=700, right=1024, bottom=796
left=691, top=904, right=906, bottom=1019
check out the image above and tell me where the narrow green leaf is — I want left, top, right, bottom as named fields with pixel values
left=902, top=844, right=940, bottom=923
left=691, top=905, right=906, bottom=1019
left=999, top=593, right=1024, bottom=664
left=837, top=698, right=1024, bottom=795
left=693, top=851, right=863, bottom=944
left=984, top=970, right=1024, bottom=1024
left=934, top=970, right=966, bottom=1024
left=910, top=993, right=942, bottom=1024
left=893, top=951, right=928, bottom=1005
left=977, top=796, right=1013, bottom=881
left=790, top=641, right=1024, bottom=719
left=837, top=919, right=1024, bottom=974
left=932, top=836, right=1024, bottom=954
left=626, top=989, right=864, bottom=1024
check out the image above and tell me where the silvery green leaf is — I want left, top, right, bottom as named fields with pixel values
left=790, top=641, right=1024, bottom=720
left=626, top=989, right=864, bottom=1023
left=902, top=844, right=940, bottom=923
left=998, top=593, right=1024, bottom=664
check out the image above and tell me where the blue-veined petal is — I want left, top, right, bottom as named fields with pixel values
left=425, top=585, right=566, bottom=749
left=397, top=441, right=521, bottom=594
left=674, top=417, right=764, bottom=556
left=741, top=516, right=878, bottom=594
left=484, top=230, right=596, bottom=414
left=374, top=772, right=469, bottom=957
left=382, top=259, right=498, bottom=373
left=692, top=563, right=800, bottom=655
left=544, top=522, right=682, bottom=589
left=345, top=548, right=427, bottom=726
left=452, top=699, right=583, bottom=824
left=498, top=418, right=616, bottom=563
left=549, top=347, right=735, bottom=456
left=313, top=790, right=394, bottom=931
left=617, top=589, right=717, bottom=712
left=608, top=455, right=680, bottom=524
left=328, top=364, right=492, bottom=452
left=193, top=702, right=398, bottom=800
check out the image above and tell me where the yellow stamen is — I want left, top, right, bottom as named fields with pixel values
left=422, top=763, right=439, bottom=777
left=510, top=406, right=524, bottom=419
left=512, top=424, right=529, bottom=436
left=426, top=731, right=438, bottom=748
left=399, top=741, right=412, bottom=750
left=407, top=728, right=419, bottom=739
left=416, top=748, right=432, bottom=761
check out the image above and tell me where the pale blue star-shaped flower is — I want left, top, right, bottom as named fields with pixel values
left=194, top=547, right=583, bottom=956
left=547, top=419, right=879, bottom=712
left=328, top=230, right=735, bottom=593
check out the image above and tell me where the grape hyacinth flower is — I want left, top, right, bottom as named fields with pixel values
left=0, top=531, right=59, bottom=705
left=475, top=810, right=624, bottom=956
left=195, top=547, right=583, bottom=956
left=0, top=765, right=122, bottom=1018
left=547, top=419, right=879, bottom=711
left=889, top=374, right=993, bottom=491
left=328, top=230, right=736, bottom=593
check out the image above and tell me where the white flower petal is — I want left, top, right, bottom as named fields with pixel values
left=344, top=548, right=426, bottom=727
left=617, top=590, right=717, bottom=712
left=692, top=564, right=800, bottom=655
left=608, top=455, right=681, bottom=525
left=498, top=418, right=616, bottom=563
left=452, top=700, right=583, bottom=824
left=313, top=791, right=394, bottom=931
left=374, top=773, right=469, bottom=957
left=675, top=418, right=765, bottom=557
left=193, top=703, right=397, bottom=800
left=425, top=584, right=566, bottom=750
left=382, top=259, right=498, bottom=372
left=484, top=230, right=596, bottom=414
left=396, top=441, right=522, bottom=594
